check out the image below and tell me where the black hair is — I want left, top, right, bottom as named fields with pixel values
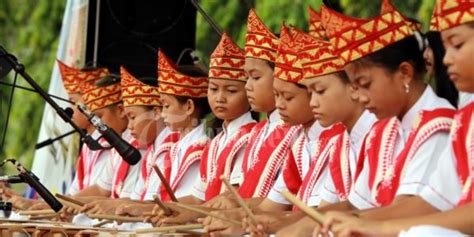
left=175, top=95, right=222, bottom=138
left=352, top=35, right=426, bottom=77
left=265, top=60, right=275, bottom=70
left=426, top=31, right=459, bottom=107
left=335, top=71, right=350, bottom=84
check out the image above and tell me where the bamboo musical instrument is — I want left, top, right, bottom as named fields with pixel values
left=55, top=193, right=85, bottom=207
left=173, top=202, right=242, bottom=226
left=152, top=194, right=172, bottom=216
left=135, top=224, right=204, bottom=234
left=219, top=175, right=258, bottom=224
left=281, top=190, right=326, bottom=224
left=152, top=164, right=178, bottom=202
left=88, top=214, right=145, bottom=223
left=18, top=209, right=56, bottom=216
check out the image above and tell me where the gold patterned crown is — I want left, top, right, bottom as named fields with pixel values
left=57, top=59, right=109, bottom=94
left=321, top=5, right=414, bottom=64
left=430, top=0, right=474, bottom=31
left=245, top=9, right=279, bottom=62
left=209, top=32, right=246, bottom=81
left=274, top=24, right=306, bottom=83
left=81, top=75, right=122, bottom=111
left=157, top=50, right=208, bottom=98
left=380, top=0, right=422, bottom=31
left=120, top=66, right=161, bottom=107
left=308, top=6, right=327, bottom=39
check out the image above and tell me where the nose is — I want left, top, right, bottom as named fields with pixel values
left=309, top=92, right=319, bottom=109
left=216, top=90, right=225, bottom=103
left=275, top=97, right=286, bottom=111
left=358, top=91, right=370, bottom=105
left=245, top=79, right=253, bottom=92
left=443, top=47, right=454, bottom=67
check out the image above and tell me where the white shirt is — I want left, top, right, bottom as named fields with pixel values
left=68, top=130, right=109, bottom=195
left=267, top=121, right=323, bottom=205
left=321, top=110, right=377, bottom=204
left=130, top=127, right=172, bottom=200
left=349, top=86, right=454, bottom=209
left=170, top=124, right=208, bottom=199
left=459, top=92, right=474, bottom=108
left=96, top=129, right=144, bottom=198
left=191, top=112, right=255, bottom=201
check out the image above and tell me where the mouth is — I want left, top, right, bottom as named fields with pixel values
left=365, top=107, right=377, bottom=114
left=214, top=106, right=227, bottom=112
left=448, top=72, right=458, bottom=82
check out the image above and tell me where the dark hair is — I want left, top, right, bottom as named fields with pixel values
left=426, top=31, right=459, bottom=107
left=469, top=22, right=474, bottom=28
left=175, top=95, right=222, bottom=138
left=352, top=35, right=426, bottom=77
left=177, top=65, right=208, bottom=77
left=335, top=71, right=350, bottom=84
left=265, top=60, right=275, bottom=70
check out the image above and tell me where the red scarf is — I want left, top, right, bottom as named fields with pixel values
left=139, top=132, right=180, bottom=200
left=76, top=138, right=109, bottom=190
left=160, top=140, right=209, bottom=201
left=453, top=103, right=474, bottom=206
left=376, top=108, right=456, bottom=206
left=202, top=123, right=256, bottom=201
left=297, top=123, right=346, bottom=205
left=328, top=126, right=352, bottom=201
left=111, top=138, right=140, bottom=198
left=282, top=128, right=306, bottom=196
left=238, top=123, right=298, bottom=198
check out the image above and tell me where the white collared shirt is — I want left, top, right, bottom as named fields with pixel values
left=96, top=129, right=145, bottom=198
left=130, top=127, right=172, bottom=200
left=191, top=112, right=256, bottom=200
left=267, top=121, right=324, bottom=205
left=321, top=110, right=377, bottom=204
left=349, top=86, right=454, bottom=209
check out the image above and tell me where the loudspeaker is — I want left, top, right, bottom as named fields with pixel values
left=86, top=0, right=197, bottom=78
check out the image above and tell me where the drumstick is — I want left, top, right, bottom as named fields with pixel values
left=281, top=190, right=326, bottom=224
left=28, top=214, right=59, bottom=220
left=152, top=194, right=172, bottom=216
left=55, top=194, right=85, bottom=207
left=173, top=202, right=242, bottom=226
left=18, top=209, right=56, bottom=215
left=152, top=164, right=178, bottom=202
left=57, top=199, right=83, bottom=210
left=135, top=224, right=204, bottom=234
left=142, top=211, right=154, bottom=216
left=88, top=214, right=145, bottom=223
left=219, top=175, right=258, bottom=224
left=92, top=219, right=113, bottom=227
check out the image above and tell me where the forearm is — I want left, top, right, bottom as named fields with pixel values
left=317, top=200, right=356, bottom=213
left=359, top=196, right=438, bottom=220
left=255, top=198, right=291, bottom=212
left=73, top=185, right=110, bottom=197
left=178, top=195, right=204, bottom=205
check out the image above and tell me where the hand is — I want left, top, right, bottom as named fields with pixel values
left=158, top=203, right=203, bottom=226
left=204, top=195, right=239, bottom=209
left=80, top=199, right=120, bottom=214
left=319, top=211, right=388, bottom=237
left=276, top=216, right=319, bottom=237
left=115, top=203, right=152, bottom=217
left=8, top=196, right=38, bottom=210
left=28, top=200, right=49, bottom=210
left=198, top=208, right=246, bottom=236
left=244, top=212, right=298, bottom=235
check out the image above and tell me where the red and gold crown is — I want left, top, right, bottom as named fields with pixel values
left=321, top=5, right=414, bottom=64
left=209, top=33, right=246, bottom=81
left=380, top=0, right=422, bottom=31
left=120, top=66, right=161, bottom=107
left=57, top=59, right=109, bottom=94
left=157, top=50, right=208, bottom=98
left=274, top=24, right=305, bottom=83
left=430, top=0, right=474, bottom=32
left=288, top=28, right=345, bottom=81
left=245, top=9, right=279, bottom=62
left=80, top=76, right=122, bottom=111
left=308, top=6, right=327, bottom=39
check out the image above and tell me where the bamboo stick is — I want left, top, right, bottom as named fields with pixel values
left=135, top=224, right=204, bottom=234
left=88, top=214, right=145, bottom=223
left=281, top=190, right=326, bottom=224
left=173, top=202, right=242, bottom=226
left=18, top=209, right=56, bottom=216
left=152, top=194, right=172, bottom=216
left=152, top=164, right=178, bottom=202
left=219, top=175, right=258, bottom=224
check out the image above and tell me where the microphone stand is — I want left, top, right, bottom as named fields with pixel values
left=35, top=130, right=78, bottom=150
left=0, top=80, right=73, bottom=104
left=0, top=45, right=103, bottom=150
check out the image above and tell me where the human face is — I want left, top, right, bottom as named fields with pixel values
left=244, top=58, right=276, bottom=113
left=94, top=103, right=128, bottom=134
left=273, top=78, right=314, bottom=127
left=125, top=105, right=163, bottom=147
left=344, top=63, right=407, bottom=119
left=442, top=24, right=474, bottom=93
left=303, top=74, right=357, bottom=128
left=160, top=94, right=192, bottom=132
left=208, top=78, right=250, bottom=125
left=423, top=46, right=434, bottom=77
left=69, top=93, right=91, bottom=131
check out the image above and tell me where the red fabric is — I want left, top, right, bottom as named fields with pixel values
left=111, top=139, right=139, bottom=198
left=453, top=103, right=474, bottom=206
left=376, top=108, right=456, bottom=206
left=204, top=123, right=256, bottom=200
left=328, top=127, right=352, bottom=200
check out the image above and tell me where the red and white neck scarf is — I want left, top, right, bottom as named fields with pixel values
left=111, top=137, right=140, bottom=199
left=76, top=138, right=110, bottom=191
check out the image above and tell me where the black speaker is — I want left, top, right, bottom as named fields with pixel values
left=85, top=0, right=197, bottom=78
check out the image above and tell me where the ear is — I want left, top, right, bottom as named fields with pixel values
left=152, top=106, right=162, bottom=120
left=184, top=99, right=196, bottom=117
left=116, top=103, right=127, bottom=119
left=398, top=62, right=416, bottom=86
left=347, top=83, right=360, bottom=101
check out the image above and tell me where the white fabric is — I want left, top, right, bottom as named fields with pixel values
left=459, top=92, right=474, bottom=109
left=267, top=121, right=323, bottom=205
left=321, top=110, right=377, bottom=204
left=68, top=130, right=109, bottom=195
left=130, top=128, right=172, bottom=200
left=191, top=112, right=255, bottom=200
left=171, top=124, right=208, bottom=199
left=96, top=129, right=144, bottom=198
left=399, top=225, right=468, bottom=237
left=349, top=86, right=453, bottom=209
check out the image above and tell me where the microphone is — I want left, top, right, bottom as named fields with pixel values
left=77, top=103, right=141, bottom=165
left=0, top=175, right=23, bottom=184
left=7, top=160, right=63, bottom=212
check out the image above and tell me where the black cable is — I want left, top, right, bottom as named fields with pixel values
left=0, top=81, right=73, bottom=104
left=0, top=72, right=18, bottom=151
